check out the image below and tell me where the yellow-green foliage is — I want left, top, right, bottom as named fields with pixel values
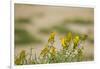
left=15, top=32, right=87, bottom=65
left=15, top=50, right=27, bottom=65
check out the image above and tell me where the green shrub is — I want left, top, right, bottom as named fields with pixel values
left=15, top=32, right=87, bottom=65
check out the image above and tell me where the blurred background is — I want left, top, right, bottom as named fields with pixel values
left=14, top=4, right=94, bottom=61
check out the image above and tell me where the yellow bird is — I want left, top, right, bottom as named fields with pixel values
left=73, top=36, right=80, bottom=48
left=50, top=46, right=56, bottom=55
left=60, top=37, right=67, bottom=49
left=48, top=32, right=56, bottom=43
left=66, top=32, right=72, bottom=42
left=40, top=46, right=49, bottom=57
left=19, top=50, right=26, bottom=60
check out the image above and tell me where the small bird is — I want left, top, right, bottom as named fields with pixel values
left=48, top=32, right=56, bottom=43
left=60, top=37, right=67, bottom=49
left=73, top=36, right=80, bottom=49
left=50, top=46, right=56, bottom=55
left=40, top=46, right=49, bottom=57
left=66, top=32, right=72, bottom=42
left=81, top=34, right=88, bottom=41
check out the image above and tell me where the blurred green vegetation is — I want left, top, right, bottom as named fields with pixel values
left=15, top=18, right=31, bottom=24
left=15, top=32, right=93, bottom=65
left=39, top=28, right=52, bottom=34
left=52, top=25, right=71, bottom=34
left=39, top=25, right=71, bottom=35
left=14, top=17, right=94, bottom=46
left=39, top=24, right=94, bottom=44
left=62, top=18, right=93, bottom=25
left=74, top=33, right=94, bottom=44
left=15, top=29, right=42, bottom=45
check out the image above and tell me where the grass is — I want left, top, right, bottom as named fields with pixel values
left=39, top=28, right=52, bottom=34
left=15, top=18, right=31, bottom=24
left=15, top=28, right=42, bottom=45
left=15, top=17, right=42, bottom=45
left=62, top=18, right=93, bottom=25
left=39, top=24, right=94, bottom=44
left=15, top=32, right=91, bottom=65
left=39, top=25, right=72, bottom=35
left=52, top=25, right=72, bottom=34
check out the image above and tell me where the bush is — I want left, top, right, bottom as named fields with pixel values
left=15, top=32, right=87, bottom=65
